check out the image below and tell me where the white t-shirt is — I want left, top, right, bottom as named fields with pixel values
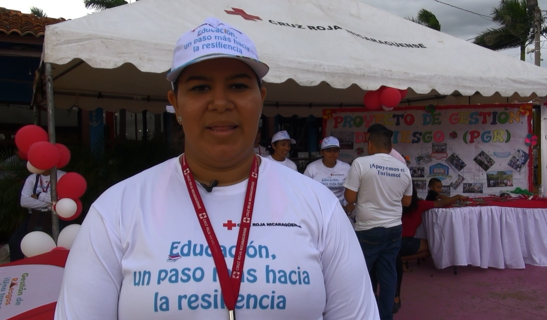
left=55, top=157, right=379, bottom=320
left=303, top=159, right=350, bottom=205
left=254, top=145, right=268, bottom=156
left=344, top=153, right=412, bottom=231
left=264, top=155, right=297, bottom=171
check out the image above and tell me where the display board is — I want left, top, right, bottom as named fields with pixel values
left=322, top=105, right=533, bottom=197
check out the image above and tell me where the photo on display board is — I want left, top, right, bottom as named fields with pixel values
left=445, top=153, right=467, bottom=172
left=463, top=183, right=483, bottom=193
left=431, top=142, right=448, bottom=160
left=507, top=149, right=529, bottom=173
left=331, top=131, right=354, bottom=150
left=441, top=186, right=451, bottom=196
left=450, top=174, right=465, bottom=190
left=473, top=151, right=496, bottom=172
left=432, top=143, right=447, bottom=154
left=410, top=166, right=425, bottom=178
left=415, top=153, right=433, bottom=166
left=486, top=170, right=514, bottom=188
left=413, top=179, right=427, bottom=191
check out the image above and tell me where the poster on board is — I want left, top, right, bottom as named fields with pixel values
left=322, top=104, right=533, bottom=197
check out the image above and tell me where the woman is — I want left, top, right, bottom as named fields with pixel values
left=264, top=130, right=298, bottom=171
left=393, top=184, right=465, bottom=313
left=304, top=136, right=354, bottom=213
left=55, top=17, right=379, bottom=320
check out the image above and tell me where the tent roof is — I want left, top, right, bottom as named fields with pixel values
left=42, top=0, right=547, bottom=114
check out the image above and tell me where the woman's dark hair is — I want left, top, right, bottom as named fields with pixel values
left=402, top=181, right=419, bottom=216
left=172, top=68, right=262, bottom=94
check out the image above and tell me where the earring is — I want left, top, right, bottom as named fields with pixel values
left=177, top=116, right=182, bottom=123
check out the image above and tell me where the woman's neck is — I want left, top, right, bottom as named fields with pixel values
left=322, top=158, right=336, bottom=168
left=184, top=152, right=257, bottom=187
left=271, top=153, right=285, bottom=162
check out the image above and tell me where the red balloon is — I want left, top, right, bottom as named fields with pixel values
left=15, top=125, right=48, bottom=154
left=363, top=91, right=382, bottom=110
left=57, top=173, right=87, bottom=200
left=28, top=141, right=60, bottom=170
left=58, top=198, right=83, bottom=221
left=18, top=150, right=28, bottom=161
left=56, top=144, right=71, bottom=169
left=399, top=89, right=408, bottom=99
left=380, top=87, right=402, bottom=108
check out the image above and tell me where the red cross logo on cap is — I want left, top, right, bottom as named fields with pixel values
left=223, top=220, right=237, bottom=230
left=225, top=8, right=262, bottom=21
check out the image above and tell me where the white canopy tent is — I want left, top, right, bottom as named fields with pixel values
left=42, top=0, right=547, bottom=117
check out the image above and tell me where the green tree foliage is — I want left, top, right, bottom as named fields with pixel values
left=29, top=6, right=47, bottom=18
left=407, top=9, right=441, bottom=31
left=473, top=0, right=543, bottom=61
left=83, top=0, right=129, bottom=10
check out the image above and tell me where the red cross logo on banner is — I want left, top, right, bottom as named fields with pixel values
left=223, top=220, right=237, bottom=230
left=225, top=7, right=262, bottom=21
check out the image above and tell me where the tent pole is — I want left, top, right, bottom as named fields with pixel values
left=45, top=62, right=60, bottom=242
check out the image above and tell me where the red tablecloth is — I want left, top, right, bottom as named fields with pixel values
left=450, top=197, right=547, bottom=209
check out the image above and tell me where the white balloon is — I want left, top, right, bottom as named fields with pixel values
left=381, top=105, right=394, bottom=111
left=57, top=224, right=81, bottom=250
left=56, top=198, right=77, bottom=218
left=27, top=161, right=45, bottom=174
left=21, top=231, right=56, bottom=257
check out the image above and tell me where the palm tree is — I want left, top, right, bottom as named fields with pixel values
left=29, top=6, right=47, bottom=18
left=83, top=0, right=129, bottom=10
left=473, top=0, right=540, bottom=61
left=407, top=9, right=441, bottom=31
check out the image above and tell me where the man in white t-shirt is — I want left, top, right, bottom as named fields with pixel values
left=344, top=131, right=412, bottom=320
left=366, top=124, right=405, bottom=164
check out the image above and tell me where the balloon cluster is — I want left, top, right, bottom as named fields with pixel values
left=363, top=86, right=408, bottom=111
left=14, top=125, right=88, bottom=256
left=20, top=225, right=81, bottom=257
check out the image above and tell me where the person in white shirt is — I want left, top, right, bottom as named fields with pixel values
left=55, top=17, right=379, bottom=320
left=344, top=131, right=412, bottom=320
left=366, top=124, right=406, bottom=164
left=9, top=169, right=66, bottom=262
left=264, top=130, right=298, bottom=171
left=253, top=128, right=268, bottom=156
left=304, top=136, right=354, bottom=213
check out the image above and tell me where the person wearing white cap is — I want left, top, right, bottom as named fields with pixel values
left=56, top=17, right=379, bottom=320
left=264, top=130, right=298, bottom=171
left=304, top=136, right=354, bottom=213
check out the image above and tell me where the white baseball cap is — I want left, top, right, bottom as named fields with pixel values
left=321, top=136, right=340, bottom=149
left=167, top=17, right=269, bottom=83
left=271, top=130, right=296, bottom=144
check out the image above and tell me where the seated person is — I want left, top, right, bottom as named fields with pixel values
left=426, top=178, right=469, bottom=202
left=393, top=183, right=466, bottom=313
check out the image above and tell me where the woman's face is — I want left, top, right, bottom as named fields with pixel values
left=272, top=140, right=291, bottom=159
left=168, top=58, right=267, bottom=164
left=321, top=147, right=340, bottom=165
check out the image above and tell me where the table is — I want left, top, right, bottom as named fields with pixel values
left=414, top=200, right=547, bottom=269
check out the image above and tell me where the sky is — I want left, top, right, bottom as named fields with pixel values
left=2, top=0, right=546, bottom=66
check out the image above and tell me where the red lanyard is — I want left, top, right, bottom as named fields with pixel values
left=180, top=154, right=259, bottom=319
left=39, top=176, right=50, bottom=193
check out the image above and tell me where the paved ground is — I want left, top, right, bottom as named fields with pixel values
left=394, top=258, right=547, bottom=320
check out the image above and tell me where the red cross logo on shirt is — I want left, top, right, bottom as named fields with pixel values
left=225, top=8, right=262, bottom=21
left=223, top=220, right=237, bottom=230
